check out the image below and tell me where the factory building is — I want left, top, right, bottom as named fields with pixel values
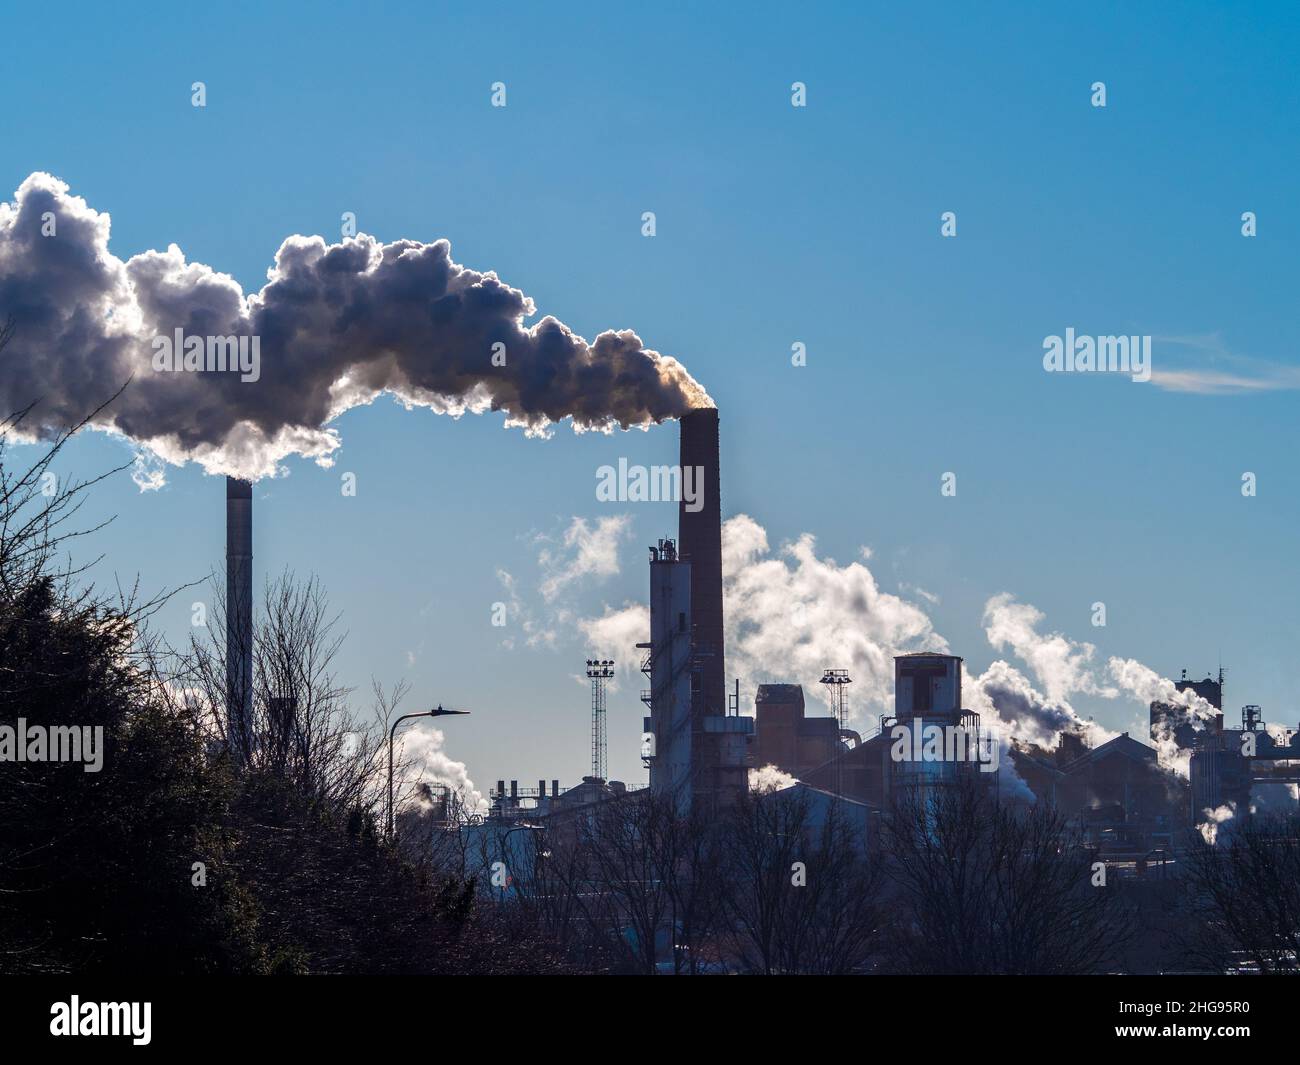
left=754, top=653, right=994, bottom=811
left=1150, top=670, right=1224, bottom=750
left=1188, top=704, right=1300, bottom=823
left=1144, top=667, right=1300, bottom=827
left=751, top=684, right=851, bottom=779
left=1011, top=732, right=1184, bottom=861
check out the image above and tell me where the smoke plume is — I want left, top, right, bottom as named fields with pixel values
left=1197, top=802, right=1236, bottom=845
left=0, top=172, right=713, bottom=481
left=966, top=659, right=1112, bottom=750
left=398, top=724, right=487, bottom=815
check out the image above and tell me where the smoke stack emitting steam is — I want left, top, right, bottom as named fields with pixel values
left=0, top=172, right=718, bottom=759
left=0, top=172, right=714, bottom=482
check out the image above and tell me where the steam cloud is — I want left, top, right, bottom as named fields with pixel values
left=398, top=725, right=487, bottom=815
left=0, top=172, right=713, bottom=481
left=571, top=514, right=1211, bottom=793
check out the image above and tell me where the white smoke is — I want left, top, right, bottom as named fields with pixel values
left=577, top=602, right=649, bottom=692
left=965, top=659, right=1115, bottom=750
left=398, top=724, right=487, bottom=814
left=722, top=514, right=945, bottom=722
left=0, top=172, right=712, bottom=483
left=1108, top=657, right=1219, bottom=775
left=1197, top=802, right=1236, bottom=845
left=538, top=515, right=634, bottom=601
left=565, top=518, right=1204, bottom=779
left=982, top=594, right=1116, bottom=703
left=750, top=764, right=799, bottom=793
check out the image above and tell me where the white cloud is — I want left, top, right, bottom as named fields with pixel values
left=538, top=515, right=633, bottom=601
left=982, top=593, right=1116, bottom=703
left=577, top=602, right=649, bottom=690
left=722, top=514, right=945, bottom=721
left=1148, top=334, right=1300, bottom=395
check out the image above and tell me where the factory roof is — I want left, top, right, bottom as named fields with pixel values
left=1059, top=732, right=1157, bottom=774
left=756, top=683, right=804, bottom=702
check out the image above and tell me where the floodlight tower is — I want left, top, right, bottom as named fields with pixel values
left=820, top=669, right=852, bottom=735
left=586, top=659, right=615, bottom=782
left=820, top=669, right=852, bottom=796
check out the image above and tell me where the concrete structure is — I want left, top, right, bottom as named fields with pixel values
left=883, top=653, right=991, bottom=806
left=226, top=477, right=253, bottom=763
left=640, top=536, right=751, bottom=814
left=487, top=776, right=633, bottom=821
left=642, top=538, right=695, bottom=813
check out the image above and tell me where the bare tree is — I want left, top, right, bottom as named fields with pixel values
left=177, top=569, right=387, bottom=816
left=881, top=782, right=1130, bottom=974
left=1179, top=813, right=1300, bottom=973
left=720, top=788, right=883, bottom=974
left=578, top=793, right=672, bottom=973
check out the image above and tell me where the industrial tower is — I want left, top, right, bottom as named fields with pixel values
left=586, top=659, right=614, bottom=782
left=820, top=669, right=852, bottom=796
left=819, top=669, right=852, bottom=737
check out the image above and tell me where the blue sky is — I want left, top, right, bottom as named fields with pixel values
left=2, top=2, right=1298, bottom=793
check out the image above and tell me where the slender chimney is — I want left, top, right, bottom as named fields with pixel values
left=678, top=408, right=725, bottom=718
left=226, top=477, right=253, bottom=763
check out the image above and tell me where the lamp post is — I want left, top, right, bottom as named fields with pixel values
left=496, top=822, right=544, bottom=905
left=388, top=705, right=470, bottom=839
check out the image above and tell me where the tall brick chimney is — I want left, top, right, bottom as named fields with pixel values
left=678, top=408, right=725, bottom=717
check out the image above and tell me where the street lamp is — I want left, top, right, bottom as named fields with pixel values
left=388, top=705, right=470, bottom=839
left=496, top=822, right=544, bottom=904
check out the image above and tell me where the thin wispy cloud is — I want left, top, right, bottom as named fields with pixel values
left=1149, top=334, right=1300, bottom=395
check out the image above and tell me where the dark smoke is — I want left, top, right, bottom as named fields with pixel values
left=0, top=172, right=713, bottom=481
